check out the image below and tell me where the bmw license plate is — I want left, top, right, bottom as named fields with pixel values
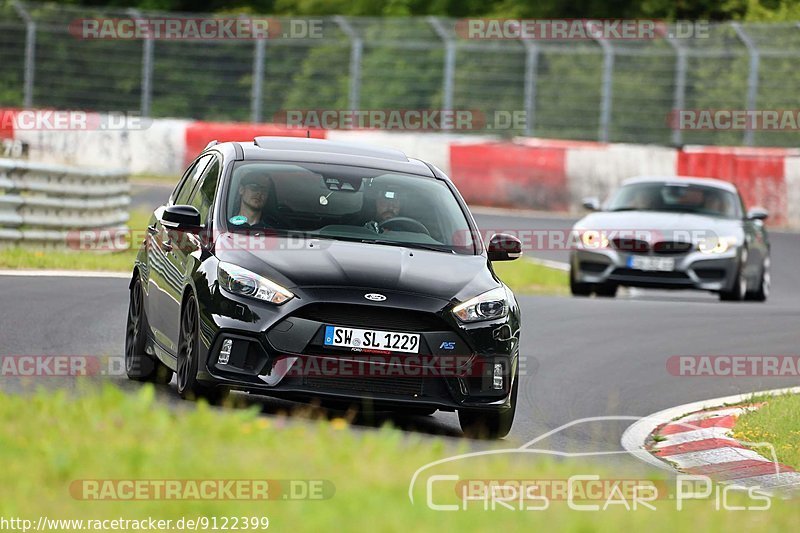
left=627, top=255, right=675, bottom=272
left=323, top=326, right=420, bottom=353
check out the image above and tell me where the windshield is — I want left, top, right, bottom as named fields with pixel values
left=224, top=161, right=475, bottom=254
left=607, top=182, right=742, bottom=219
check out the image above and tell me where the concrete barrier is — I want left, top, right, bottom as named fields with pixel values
left=565, top=144, right=678, bottom=203
left=784, top=156, right=800, bottom=228
left=449, top=141, right=569, bottom=210
left=678, top=147, right=799, bottom=226
left=183, top=122, right=327, bottom=167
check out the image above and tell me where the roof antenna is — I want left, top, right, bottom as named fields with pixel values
left=306, top=129, right=310, bottom=138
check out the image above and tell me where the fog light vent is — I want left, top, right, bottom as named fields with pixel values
left=218, top=339, right=233, bottom=365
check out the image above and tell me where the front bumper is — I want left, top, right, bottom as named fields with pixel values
left=571, top=247, right=740, bottom=292
left=195, top=287, right=520, bottom=412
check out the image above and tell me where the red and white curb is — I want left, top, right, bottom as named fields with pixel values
left=621, top=387, right=800, bottom=496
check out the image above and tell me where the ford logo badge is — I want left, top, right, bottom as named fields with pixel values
left=364, top=293, right=387, bottom=302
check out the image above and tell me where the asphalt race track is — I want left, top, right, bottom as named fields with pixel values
left=2, top=189, right=798, bottom=468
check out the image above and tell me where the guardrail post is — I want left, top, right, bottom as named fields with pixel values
left=12, top=1, right=36, bottom=109
left=589, top=23, right=615, bottom=143
left=334, top=16, right=362, bottom=112
left=127, top=9, right=153, bottom=118
left=251, top=36, right=266, bottom=122
left=732, top=23, right=759, bottom=146
left=521, top=37, right=539, bottom=137
left=665, top=33, right=688, bottom=146
left=428, top=17, right=455, bottom=130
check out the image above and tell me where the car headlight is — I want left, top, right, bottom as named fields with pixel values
left=578, top=230, right=609, bottom=249
left=698, top=236, right=737, bottom=254
left=217, top=261, right=294, bottom=304
left=452, top=286, right=509, bottom=323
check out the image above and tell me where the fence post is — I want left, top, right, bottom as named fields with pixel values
left=251, top=37, right=266, bottom=122
left=665, top=33, right=687, bottom=146
left=127, top=9, right=153, bottom=118
left=732, top=23, right=759, bottom=147
left=334, top=16, right=362, bottom=111
left=521, top=38, right=539, bottom=137
left=589, top=24, right=615, bottom=143
left=428, top=17, right=455, bottom=130
left=12, top=1, right=36, bottom=109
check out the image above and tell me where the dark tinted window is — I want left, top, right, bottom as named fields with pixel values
left=188, top=157, right=221, bottom=225
left=608, top=182, right=742, bottom=219
left=225, top=161, right=475, bottom=254
left=174, top=155, right=212, bottom=205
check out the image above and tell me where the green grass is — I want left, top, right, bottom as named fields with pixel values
left=493, top=258, right=569, bottom=295
left=733, top=393, right=800, bottom=468
left=1, top=385, right=799, bottom=531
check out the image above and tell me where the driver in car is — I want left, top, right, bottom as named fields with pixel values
left=229, top=173, right=278, bottom=230
left=364, top=188, right=402, bottom=233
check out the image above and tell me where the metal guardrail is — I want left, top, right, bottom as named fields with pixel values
left=0, top=158, right=129, bottom=245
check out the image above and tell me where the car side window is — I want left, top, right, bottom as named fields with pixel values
left=188, top=157, right=221, bottom=226
left=173, top=155, right=212, bottom=206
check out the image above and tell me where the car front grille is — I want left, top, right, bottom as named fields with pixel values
left=611, top=268, right=691, bottom=280
left=293, top=303, right=446, bottom=332
left=652, top=241, right=694, bottom=255
left=303, top=375, right=424, bottom=396
left=611, top=238, right=649, bottom=253
left=612, top=239, right=694, bottom=255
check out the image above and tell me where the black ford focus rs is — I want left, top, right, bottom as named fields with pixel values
left=125, top=137, right=522, bottom=438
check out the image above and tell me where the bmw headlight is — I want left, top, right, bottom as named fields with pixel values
left=698, top=236, right=737, bottom=254
left=452, top=286, right=509, bottom=323
left=577, top=230, right=609, bottom=249
left=217, top=261, right=294, bottom=304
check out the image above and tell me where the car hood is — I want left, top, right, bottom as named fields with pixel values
left=574, top=211, right=744, bottom=241
left=215, top=234, right=499, bottom=302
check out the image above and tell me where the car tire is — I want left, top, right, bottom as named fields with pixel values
left=594, top=283, right=618, bottom=298
left=458, top=370, right=518, bottom=439
left=746, top=257, right=770, bottom=302
left=719, top=261, right=747, bottom=302
left=125, top=277, right=173, bottom=384
left=176, top=293, right=228, bottom=404
left=570, top=267, right=592, bottom=297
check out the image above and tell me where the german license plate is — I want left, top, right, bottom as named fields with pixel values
left=627, top=255, right=675, bottom=272
left=323, top=326, right=420, bottom=353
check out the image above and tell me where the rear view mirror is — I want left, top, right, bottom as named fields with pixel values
left=487, top=233, right=522, bottom=262
left=162, top=205, right=201, bottom=230
left=747, top=207, right=769, bottom=221
left=582, top=197, right=601, bottom=211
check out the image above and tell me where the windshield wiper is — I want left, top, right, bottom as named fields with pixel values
left=360, top=239, right=456, bottom=254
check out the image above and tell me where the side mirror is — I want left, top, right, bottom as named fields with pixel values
left=487, top=233, right=522, bottom=262
left=162, top=205, right=201, bottom=230
left=582, top=197, right=601, bottom=211
left=747, top=207, right=769, bottom=221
